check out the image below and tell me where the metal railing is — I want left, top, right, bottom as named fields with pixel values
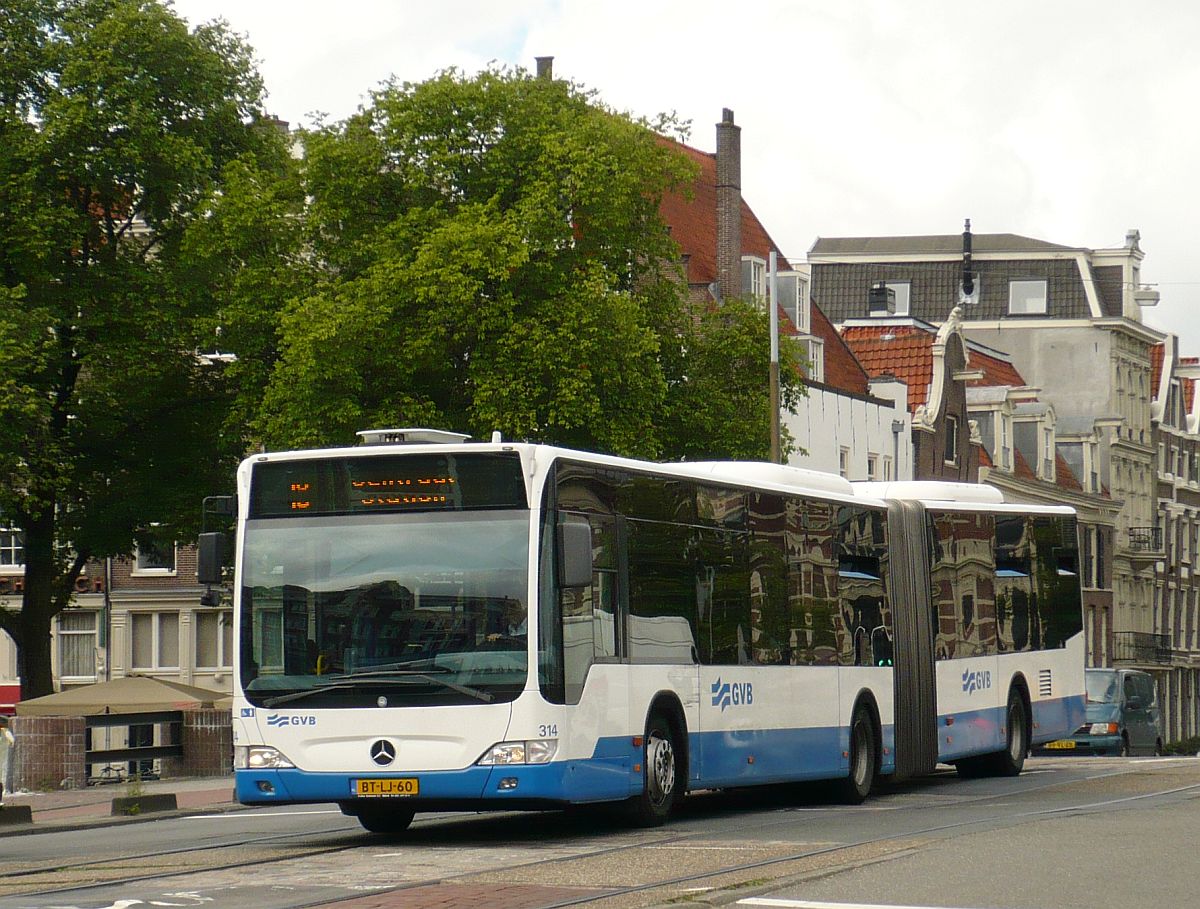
left=1112, top=631, right=1171, bottom=664
left=1127, top=526, right=1163, bottom=552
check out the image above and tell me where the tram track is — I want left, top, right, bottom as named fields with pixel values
left=6, top=764, right=1199, bottom=907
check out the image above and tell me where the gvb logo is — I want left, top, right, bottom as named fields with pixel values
left=710, top=677, right=753, bottom=711
left=266, top=714, right=317, bottom=727
left=961, top=668, right=992, bottom=695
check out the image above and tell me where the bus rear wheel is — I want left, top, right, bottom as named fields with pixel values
left=626, top=710, right=682, bottom=827
left=837, top=704, right=877, bottom=804
left=354, top=806, right=415, bottom=834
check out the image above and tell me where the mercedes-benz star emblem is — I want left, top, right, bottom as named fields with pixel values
left=370, top=740, right=396, bottom=766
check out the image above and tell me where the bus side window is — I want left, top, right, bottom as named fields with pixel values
left=560, top=513, right=618, bottom=704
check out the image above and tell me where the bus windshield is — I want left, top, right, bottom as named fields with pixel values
left=239, top=509, right=530, bottom=707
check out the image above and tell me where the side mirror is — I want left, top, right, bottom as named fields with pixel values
left=557, top=515, right=593, bottom=588
left=197, top=532, right=226, bottom=586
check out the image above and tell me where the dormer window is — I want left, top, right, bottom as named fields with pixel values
left=741, top=256, right=766, bottom=303
left=776, top=270, right=809, bottom=333
left=797, top=337, right=824, bottom=383
left=1008, top=279, right=1047, bottom=315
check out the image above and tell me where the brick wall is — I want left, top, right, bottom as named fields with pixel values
left=161, top=708, right=232, bottom=778
left=10, top=716, right=87, bottom=791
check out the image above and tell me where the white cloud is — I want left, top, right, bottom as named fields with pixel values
left=167, top=0, right=1200, bottom=343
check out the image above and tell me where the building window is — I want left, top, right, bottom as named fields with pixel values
left=799, top=337, right=824, bottom=383
left=1008, top=279, right=1048, bottom=315
left=57, top=610, right=98, bottom=679
left=777, top=271, right=809, bottom=333
left=944, top=414, right=959, bottom=465
left=195, top=610, right=234, bottom=668
left=1042, top=427, right=1054, bottom=479
left=839, top=447, right=850, bottom=479
left=131, top=611, right=180, bottom=669
left=867, top=454, right=880, bottom=481
left=741, top=256, right=767, bottom=302
left=134, top=539, right=176, bottom=574
left=0, top=521, right=23, bottom=568
left=882, top=456, right=893, bottom=481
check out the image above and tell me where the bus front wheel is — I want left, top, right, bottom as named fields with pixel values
left=355, top=806, right=415, bottom=834
left=626, top=710, right=682, bottom=827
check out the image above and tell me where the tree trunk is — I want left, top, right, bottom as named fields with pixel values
left=18, top=508, right=60, bottom=701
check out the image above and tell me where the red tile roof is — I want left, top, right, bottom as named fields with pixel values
left=658, top=138, right=790, bottom=285
left=1151, top=342, right=1165, bottom=393
left=808, top=302, right=870, bottom=394
left=841, top=326, right=933, bottom=412
left=842, top=323, right=1026, bottom=414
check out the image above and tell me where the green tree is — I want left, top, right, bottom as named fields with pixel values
left=256, top=65, right=802, bottom=463
left=0, top=0, right=278, bottom=698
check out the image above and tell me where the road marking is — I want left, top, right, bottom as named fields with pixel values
left=740, top=899, right=979, bottom=909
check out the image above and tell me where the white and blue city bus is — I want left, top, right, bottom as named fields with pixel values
left=200, top=429, right=1085, bottom=833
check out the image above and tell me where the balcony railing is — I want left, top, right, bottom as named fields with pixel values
left=1112, top=631, right=1171, bottom=664
left=1127, top=526, right=1163, bottom=552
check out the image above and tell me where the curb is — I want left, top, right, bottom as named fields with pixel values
left=110, top=793, right=178, bottom=816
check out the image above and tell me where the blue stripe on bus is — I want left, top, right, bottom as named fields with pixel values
left=236, top=698, right=1080, bottom=808
left=936, top=694, right=1086, bottom=762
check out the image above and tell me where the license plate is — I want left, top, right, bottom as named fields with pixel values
left=1044, top=740, right=1076, bottom=750
left=355, top=778, right=419, bottom=797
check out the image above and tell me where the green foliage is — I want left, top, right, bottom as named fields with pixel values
left=255, top=66, right=801, bottom=462
left=0, top=0, right=276, bottom=697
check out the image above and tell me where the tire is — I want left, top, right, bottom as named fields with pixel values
left=625, top=709, right=683, bottom=827
left=355, top=806, right=416, bottom=834
left=956, top=689, right=1027, bottom=778
left=837, top=704, right=878, bottom=804
left=992, top=689, right=1029, bottom=777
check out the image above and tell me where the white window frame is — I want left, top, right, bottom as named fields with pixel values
left=0, top=521, right=23, bottom=570
left=57, top=610, right=98, bottom=681
left=882, top=456, right=894, bottom=481
left=838, top=447, right=851, bottom=479
left=867, top=453, right=880, bottom=481
left=133, top=540, right=177, bottom=576
left=741, top=255, right=767, bottom=302
left=130, top=611, right=180, bottom=670
left=800, top=337, right=825, bottom=383
left=1008, top=279, right=1048, bottom=315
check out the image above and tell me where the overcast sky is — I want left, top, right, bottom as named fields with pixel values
left=170, top=0, right=1200, bottom=345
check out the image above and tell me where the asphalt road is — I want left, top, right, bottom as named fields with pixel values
left=1, top=755, right=1196, bottom=909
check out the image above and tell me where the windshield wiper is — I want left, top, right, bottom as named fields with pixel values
left=330, top=669, right=494, bottom=703
left=261, top=672, right=493, bottom=707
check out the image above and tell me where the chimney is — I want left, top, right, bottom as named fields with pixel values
left=535, top=56, right=554, bottom=79
left=715, top=108, right=742, bottom=302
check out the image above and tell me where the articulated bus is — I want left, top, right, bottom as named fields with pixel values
left=200, top=430, right=1085, bottom=833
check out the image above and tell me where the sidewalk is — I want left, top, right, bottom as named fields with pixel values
left=0, top=773, right=242, bottom=835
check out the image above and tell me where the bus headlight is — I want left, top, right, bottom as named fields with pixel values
left=235, top=745, right=296, bottom=769
left=477, top=740, right=558, bottom=765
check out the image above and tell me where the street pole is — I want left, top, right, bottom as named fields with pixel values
left=769, top=251, right=780, bottom=464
